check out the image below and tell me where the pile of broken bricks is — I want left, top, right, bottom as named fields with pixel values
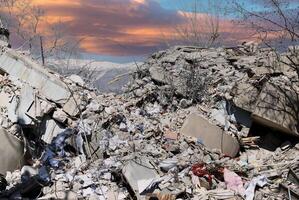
left=0, top=26, right=298, bottom=200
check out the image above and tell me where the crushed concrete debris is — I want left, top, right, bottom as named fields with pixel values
left=0, top=26, right=298, bottom=199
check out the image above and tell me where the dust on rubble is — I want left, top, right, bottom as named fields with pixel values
left=0, top=27, right=298, bottom=200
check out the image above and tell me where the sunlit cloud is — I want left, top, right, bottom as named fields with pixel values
left=2, top=0, right=269, bottom=56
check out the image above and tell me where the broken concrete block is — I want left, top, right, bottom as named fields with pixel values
left=149, top=65, right=167, bottom=84
left=231, top=82, right=260, bottom=113
left=25, top=96, right=56, bottom=121
left=180, top=113, right=240, bottom=157
left=122, top=158, right=160, bottom=198
left=41, top=119, right=66, bottom=144
left=53, top=109, right=68, bottom=124
left=7, top=96, right=18, bottom=123
left=8, top=84, right=49, bottom=125
left=39, top=99, right=55, bottom=117
left=0, top=128, right=24, bottom=175
left=68, top=74, right=85, bottom=86
left=0, top=49, right=71, bottom=103
left=16, top=84, right=35, bottom=125
left=63, top=95, right=81, bottom=117
left=0, top=91, right=10, bottom=108
left=252, top=81, right=299, bottom=137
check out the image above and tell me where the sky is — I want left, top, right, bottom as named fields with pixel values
left=29, top=0, right=250, bottom=61
left=3, top=0, right=299, bottom=62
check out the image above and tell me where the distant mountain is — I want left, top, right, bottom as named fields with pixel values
left=47, top=59, right=142, bottom=94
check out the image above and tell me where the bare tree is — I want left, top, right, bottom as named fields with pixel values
left=0, top=0, right=44, bottom=51
left=173, top=0, right=221, bottom=47
left=0, top=0, right=82, bottom=70
left=233, top=0, right=299, bottom=45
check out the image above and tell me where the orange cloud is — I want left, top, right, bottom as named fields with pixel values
left=27, top=0, right=183, bottom=55
left=31, top=0, right=81, bottom=6
left=3, top=0, right=264, bottom=56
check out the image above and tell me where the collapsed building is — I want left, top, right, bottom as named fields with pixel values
left=0, top=24, right=298, bottom=200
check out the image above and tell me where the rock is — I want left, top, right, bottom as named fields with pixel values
left=53, top=109, right=68, bottom=123
left=68, top=74, right=85, bottom=86
left=159, top=157, right=178, bottom=172
left=41, top=118, right=66, bottom=144
left=179, top=99, right=189, bottom=108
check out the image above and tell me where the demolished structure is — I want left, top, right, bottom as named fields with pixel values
left=0, top=25, right=298, bottom=200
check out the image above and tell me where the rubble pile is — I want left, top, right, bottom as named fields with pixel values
left=0, top=25, right=298, bottom=200
left=126, top=43, right=299, bottom=137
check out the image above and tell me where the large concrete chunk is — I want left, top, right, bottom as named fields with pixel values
left=0, top=128, right=24, bottom=175
left=0, top=49, right=70, bottom=103
left=122, top=158, right=159, bottom=198
left=180, top=113, right=240, bottom=157
left=63, top=95, right=81, bottom=116
left=6, top=84, right=39, bottom=125
left=41, top=119, right=66, bottom=144
left=252, top=81, right=299, bottom=137
left=0, top=91, right=10, bottom=108
left=149, top=65, right=167, bottom=84
left=231, top=82, right=260, bottom=113
left=16, top=84, right=35, bottom=125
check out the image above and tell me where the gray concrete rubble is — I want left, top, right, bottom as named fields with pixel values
left=0, top=25, right=298, bottom=199
left=180, top=113, right=240, bottom=157
left=122, top=158, right=160, bottom=198
left=128, top=44, right=299, bottom=137
left=0, top=128, right=24, bottom=175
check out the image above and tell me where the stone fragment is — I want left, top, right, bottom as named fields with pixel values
left=122, top=158, right=159, bottom=198
left=53, top=109, right=68, bottom=124
left=231, top=82, right=260, bottom=113
left=41, top=119, right=66, bottom=144
left=0, top=49, right=71, bottom=103
left=63, top=95, right=81, bottom=117
left=68, top=74, right=85, bottom=86
left=0, top=91, right=10, bottom=108
left=252, top=81, right=299, bottom=137
left=0, top=128, right=24, bottom=175
left=180, top=113, right=240, bottom=157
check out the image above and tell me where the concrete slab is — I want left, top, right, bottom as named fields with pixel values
left=41, top=119, right=66, bottom=144
left=0, top=128, right=24, bottom=175
left=0, top=91, right=10, bottom=108
left=231, top=82, right=260, bottom=113
left=0, top=49, right=70, bottom=103
left=180, top=113, right=240, bottom=157
left=252, top=82, right=299, bottom=137
left=122, top=158, right=159, bottom=198
left=17, top=84, right=35, bottom=125
left=63, top=96, right=80, bottom=116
